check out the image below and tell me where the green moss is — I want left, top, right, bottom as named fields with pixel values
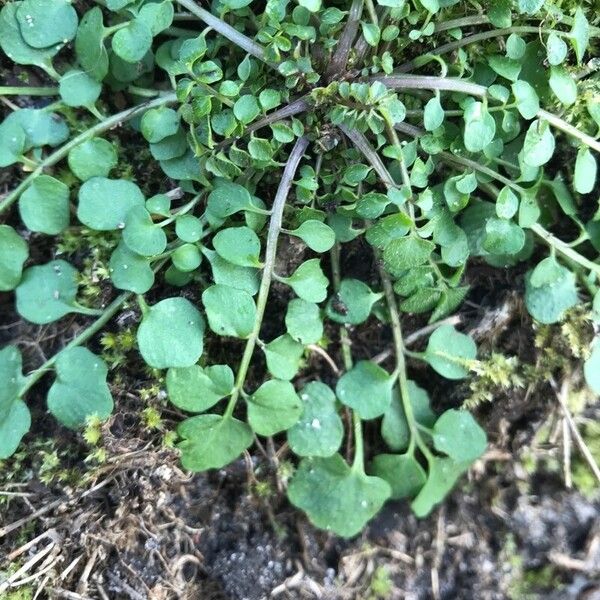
left=365, top=566, right=393, bottom=600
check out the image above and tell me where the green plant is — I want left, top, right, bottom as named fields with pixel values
left=0, top=0, right=599, bottom=537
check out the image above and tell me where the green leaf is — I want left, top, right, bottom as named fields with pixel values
left=424, top=325, right=477, bottom=380
left=433, top=409, right=487, bottom=462
left=47, top=348, right=113, bottom=429
left=175, top=214, right=203, bottom=243
left=202, top=284, right=256, bottom=338
left=137, top=298, right=205, bottom=368
left=286, top=220, right=335, bottom=252
left=247, top=379, right=302, bottom=436
left=5, top=108, right=69, bottom=150
left=76, top=7, right=109, bottom=81
left=141, top=107, right=180, bottom=143
left=206, top=180, right=259, bottom=219
left=584, top=341, right=600, bottom=394
left=488, top=0, right=511, bottom=28
left=147, top=194, right=171, bottom=217
left=298, top=0, right=321, bottom=12
left=361, top=22, right=380, bottom=47
left=574, top=147, right=597, bottom=194
left=16, top=0, right=77, bottom=48
left=59, top=70, right=101, bottom=108
left=263, top=334, right=304, bottom=380
left=68, top=138, right=118, bottom=181
left=112, top=18, right=152, bottom=63
left=171, top=243, right=201, bottom=272
left=463, top=101, right=496, bottom=153
left=382, top=382, right=436, bottom=451
left=496, top=187, right=519, bottom=219
left=18, top=175, right=70, bottom=235
left=287, top=382, right=343, bottom=457
left=546, top=32, right=567, bottom=66
left=0, top=225, right=28, bottom=292
left=525, top=257, right=578, bottom=324
left=383, top=235, right=435, bottom=272
left=522, top=119, right=555, bottom=167
left=0, top=119, right=25, bottom=167
left=336, top=361, right=393, bottom=420
left=109, top=241, right=154, bottom=293
left=0, top=346, right=29, bottom=459
left=488, top=55, right=521, bottom=81
left=0, top=2, right=60, bottom=69
left=213, top=226, right=262, bottom=267
left=517, top=0, right=543, bottom=14
left=424, top=96, right=444, bottom=131
left=288, top=455, right=391, bottom=537
left=411, top=457, right=468, bottom=517
left=178, top=414, right=253, bottom=471
left=365, top=213, right=412, bottom=249
left=549, top=66, right=577, bottom=106
left=15, top=260, right=86, bottom=324
left=371, top=454, right=426, bottom=499
left=78, top=177, right=145, bottom=230
left=280, top=259, right=329, bottom=303
left=285, top=298, right=323, bottom=345
left=167, top=364, right=234, bottom=413
left=123, top=206, right=167, bottom=257
left=138, top=0, right=174, bottom=36
left=511, top=80, right=540, bottom=120
left=150, top=129, right=188, bottom=161
left=483, top=218, right=526, bottom=255
left=570, top=8, right=589, bottom=64
left=326, top=279, right=382, bottom=325
left=234, top=94, right=260, bottom=124
left=203, top=248, right=259, bottom=296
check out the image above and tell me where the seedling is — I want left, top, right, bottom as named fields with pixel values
left=0, top=0, right=599, bottom=537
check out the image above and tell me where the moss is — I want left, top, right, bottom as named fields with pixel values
left=364, top=566, right=393, bottom=600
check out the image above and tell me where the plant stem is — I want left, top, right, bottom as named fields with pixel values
left=538, top=109, right=600, bottom=154
left=370, top=75, right=487, bottom=97
left=0, top=86, right=59, bottom=96
left=0, top=93, right=177, bottom=215
left=326, top=0, right=364, bottom=80
left=224, top=136, right=309, bottom=419
left=175, top=0, right=269, bottom=64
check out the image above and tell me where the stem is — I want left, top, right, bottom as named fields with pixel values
left=0, top=86, right=59, bottom=96
left=352, top=411, right=364, bottom=472
left=326, top=0, right=364, bottom=80
left=0, top=93, right=177, bottom=215
left=365, top=0, right=378, bottom=27
left=224, top=136, right=309, bottom=419
left=538, top=109, right=600, bottom=154
left=175, top=0, right=269, bottom=64
left=370, top=75, right=487, bottom=97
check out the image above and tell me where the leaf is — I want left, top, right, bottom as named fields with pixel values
left=463, top=101, right=496, bottom=153
left=263, top=334, right=304, bottom=380
left=280, top=259, right=329, bottom=303
left=137, top=298, right=205, bottom=368
left=0, top=119, right=25, bottom=167
left=299, top=0, right=321, bottom=11
left=5, top=108, right=69, bottom=150
left=411, top=457, right=468, bottom=517
left=18, top=175, right=70, bottom=235
left=511, top=80, right=540, bottom=120
left=326, top=279, right=382, bottom=325
left=433, top=409, right=487, bottom=462
left=424, top=96, right=444, bottom=131
left=365, top=213, right=412, bottom=249
left=496, top=187, right=519, bottom=219
left=167, top=364, right=234, bottom=412
left=147, top=194, right=171, bottom=217
left=172, top=244, right=201, bottom=272
left=141, top=107, right=180, bottom=143
left=112, top=18, right=152, bottom=63
left=47, top=348, right=113, bottom=429
left=202, top=284, right=256, bottom=338
left=549, top=66, right=577, bottom=106
left=371, top=454, right=427, bottom=499
left=16, top=0, right=77, bottom=48
left=286, top=220, right=335, bottom=252
left=213, top=226, right=262, bottom=267
left=285, top=299, right=323, bottom=345
left=76, top=7, right=109, bottom=81
left=483, top=218, right=526, bottom=255
left=68, top=138, right=118, bottom=181
left=546, top=32, right=567, bottom=66
left=570, top=8, right=589, bottom=64
left=522, top=119, right=555, bottom=167
left=424, top=325, right=477, bottom=380
left=517, top=0, right=543, bottom=14
left=203, top=248, right=259, bottom=296
left=287, top=382, right=343, bottom=457
left=15, top=260, right=86, bottom=324
left=77, top=177, right=145, bottom=230
left=0, top=225, right=28, bottom=291
left=123, top=206, right=167, bottom=257
left=59, top=70, right=101, bottom=108
left=109, top=241, right=154, bottom=293
left=336, top=361, right=393, bottom=420
left=247, top=379, right=302, bottom=436
left=574, top=147, right=597, bottom=194
left=234, top=95, right=260, bottom=124
left=288, top=455, right=391, bottom=538
left=206, top=180, right=259, bottom=219
left=383, top=235, right=435, bottom=272
left=584, top=340, right=600, bottom=394
left=382, top=382, right=436, bottom=451
left=0, top=346, right=29, bottom=459
left=0, top=2, right=60, bottom=69
left=525, top=257, right=577, bottom=324
left=138, top=0, right=174, bottom=36
left=175, top=215, right=203, bottom=243
left=150, top=128, right=188, bottom=160
left=178, top=414, right=253, bottom=471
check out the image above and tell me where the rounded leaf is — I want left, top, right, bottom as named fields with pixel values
left=433, top=409, right=487, bottom=462
left=59, top=69, right=101, bottom=107
left=326, top=279, right=381, bottom=325
left=112, top=18, right=152, bottom=63
left=123, top=206, right=167, bottom=257
left=213, top=226, right=262, bottom=267
left=68, top=138, right=118, bottom=181
left=285, top=299, right=323, bottom=345
left=287, top=220, right=335, bottom=252
left=0, top=225, right=29, bottom=291
left=141, top=106, right=180, bottom=143
left=17, top=0, right=77, bottom=48
left=19, top=175, right=70, bottom=235
left=109, top=241, right=154, bottom=293
left=371, top=454, right=427, bottom=499
left=202, top=284, right=256, bottom=338
left=424, top=325, right=477, bottom=380
left=247, top=379, right=302, bottom=436
left=167, top=364, right=234, bottom=413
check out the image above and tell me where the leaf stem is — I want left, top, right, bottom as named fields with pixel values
left=326, top=0, right=364, bottom=80
left=223, top=136, right=309, bottom=419
left=0, top=93, right=177, bottom=216
left=0, top=86, right=59, bottom=96
left=370, top=75, right=487, bottom=97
